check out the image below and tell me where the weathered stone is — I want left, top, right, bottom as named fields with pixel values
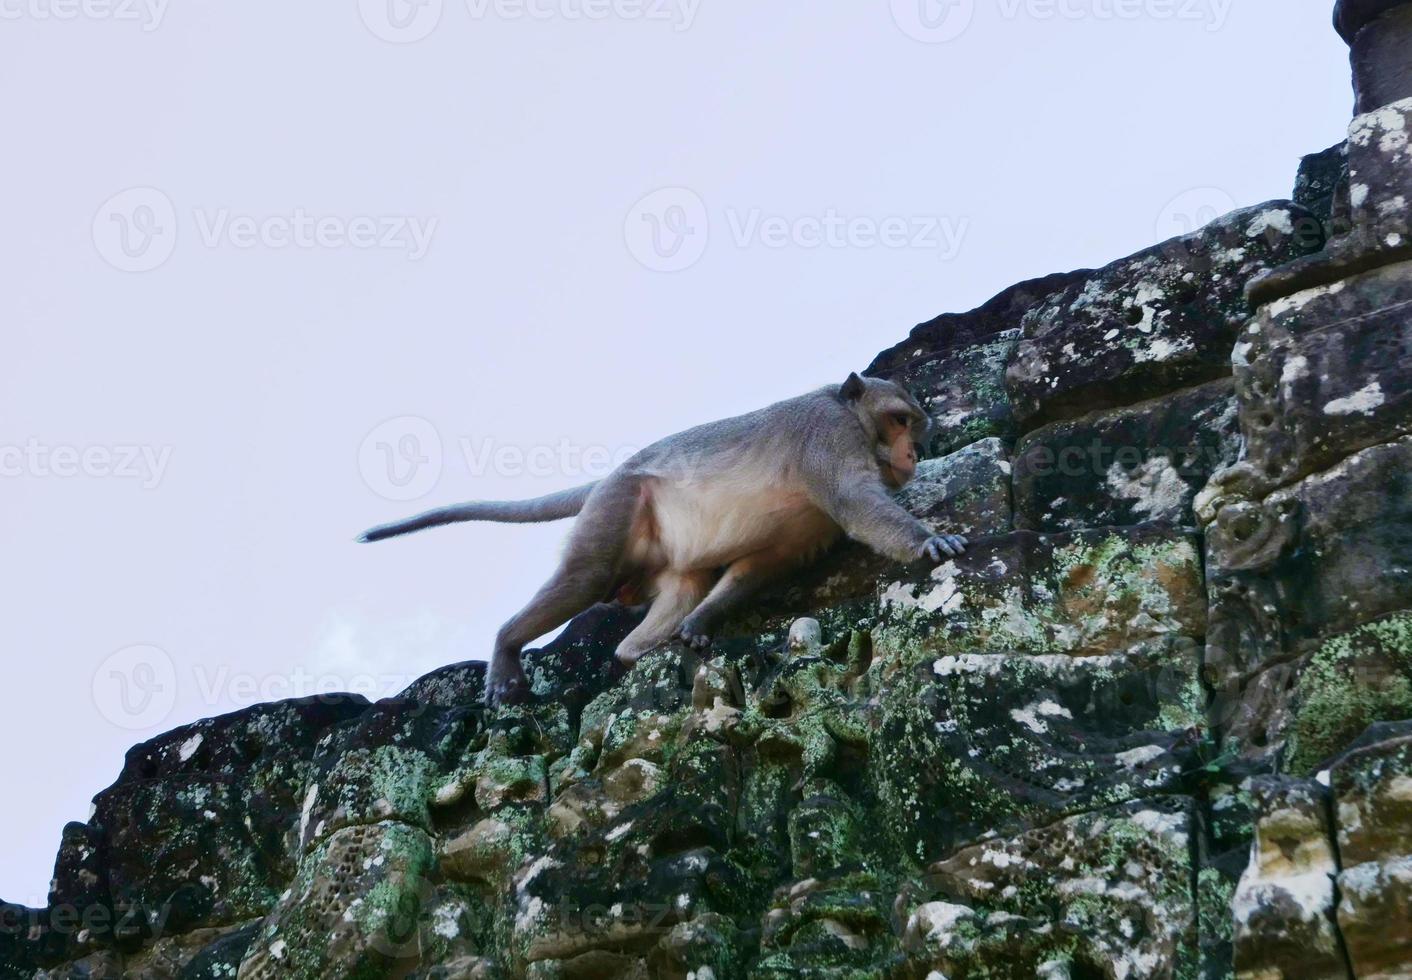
left=1335, top=0, right=1412, bottom=43
left=1234, top=258, right=1412, bottom=493
left=732, top=527, right=1208, bottom=733
left=176, top=922, right=260, bottom=979
left=1349, top=97, right=1412, bottom=240
left=754, top=874, right=894, bottom=978
left=1331, top=728, right=1412, bottom=979
left=868, top=271, right=1089, bottom=454
left=1296, top=142, right=1352, bottom=234
left=916, top=799, right=1198, bottom=979
left=1206, top=436, right=1412, bottom=696
left=1215, top=659, right=1306, bottom=764
left=1230, top=777, right=1347, bottom=980
left=111, top=921, right=259, bottom=979
left=92, top=778, right=280, bottom=943
left=41, top=822, right=108, bottom=961
left=884, top=328, right=1023, bottom=457
left=1344, top=2, right=1412, bottom=112
left=1200, top=780, right=1260, bottom=980
left=237, top=821, right=436, bottom=979
left=300, top=701, right=478, bottom=850
left=31, top=950, right=124, bottom=979
left=0, top=904, right=40, bottom=980
left=871, top=526, right=1207, bottom=662
left=871, top=636, right=1203, bottom=862
left=400, top=606, right=644, bottom=720
left=1006, top=202, right=1324, bottom=430
left=895, top=436, right=1013, bottom=536
left=1013, top=379, right=1238, bottom=532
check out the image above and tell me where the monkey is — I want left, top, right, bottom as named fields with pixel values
left=360, top=373, right=969, bottom=706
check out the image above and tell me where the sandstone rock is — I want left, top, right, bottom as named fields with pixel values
left=1006, top=202, right=1323, bottom=431
left=1349, top=97, right=1412, bottom=242
left=237, top=821, right=436, bottom=979
left=895, top=436, right=1014, bottom=536
left=300, top=700, right=479, bottom=850
left=1331, top=727, right=1412, bottom=978
left=1013, top=379, right=1239, bottom=532
left=31, top=950, right=123, bottom=979
left=1296, top=141, right=1352, bottom=234
left=1235, top=258, right=1412, bottom=492
left=0, top=904, right=39, bottom=980
left=114, top=922, right=258, bottom=979
left=868, top=271, right=1089, bottom=456
left=919, top=799, right=1199, bottom=978
left=872, top=526, right=1206, bottom=662
left=1230, top=777, right=1347, bottom=980
left=174, top=922, right=260, bottom=979
left=1345, top=2, right=1412, bottom=112
left=1335, top=0, right=1412, bottom=43
left=871, top=636, right=1203, bottom=862
left=1206, top=436, right=1412, bottom=700
left=92, top=778, right=279, bottom=942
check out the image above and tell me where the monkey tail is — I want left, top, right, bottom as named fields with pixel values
left=358, top=482, right=598, bottom=543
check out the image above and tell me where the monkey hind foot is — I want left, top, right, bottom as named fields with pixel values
left=677, top=623, right=713, bottom=651
left=485, top=660, right=533, bottom=708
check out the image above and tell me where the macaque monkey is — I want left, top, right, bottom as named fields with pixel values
left=360, top=373, right=968, bottom=706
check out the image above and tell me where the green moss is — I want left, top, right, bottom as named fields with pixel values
left=1286, top=612, right=1412, bottom=775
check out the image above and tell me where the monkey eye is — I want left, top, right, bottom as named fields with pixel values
left=892, top=413, right=911, bottom=428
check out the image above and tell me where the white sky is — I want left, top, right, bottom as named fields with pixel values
left=1, top=1, right=1351, bottom=902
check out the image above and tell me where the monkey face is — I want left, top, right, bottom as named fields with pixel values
left=839, top=372, right=930, bottom=488
left=878, top=411, right=922, bottom=487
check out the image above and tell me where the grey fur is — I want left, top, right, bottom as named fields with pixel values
left=358, top=483, right=597, bottom=542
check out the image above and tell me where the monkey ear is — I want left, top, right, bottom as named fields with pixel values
left=840, top=372, right=865, bottom=402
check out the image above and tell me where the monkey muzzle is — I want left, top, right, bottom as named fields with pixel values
left=881, top=437, right=919, bottom=488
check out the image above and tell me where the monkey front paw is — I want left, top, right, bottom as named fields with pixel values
left=920, top=534, right=969, bottom=562
left=677, top=622, right=713, bottom=651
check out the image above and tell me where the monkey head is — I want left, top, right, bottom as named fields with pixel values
left=839, top=372, right=931, bottom=489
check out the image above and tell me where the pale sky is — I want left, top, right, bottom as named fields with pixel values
left=1, top=1, right=1351, bottom=901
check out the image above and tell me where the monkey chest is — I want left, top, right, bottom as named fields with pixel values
left=645, top=479, right=837, bottom=569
